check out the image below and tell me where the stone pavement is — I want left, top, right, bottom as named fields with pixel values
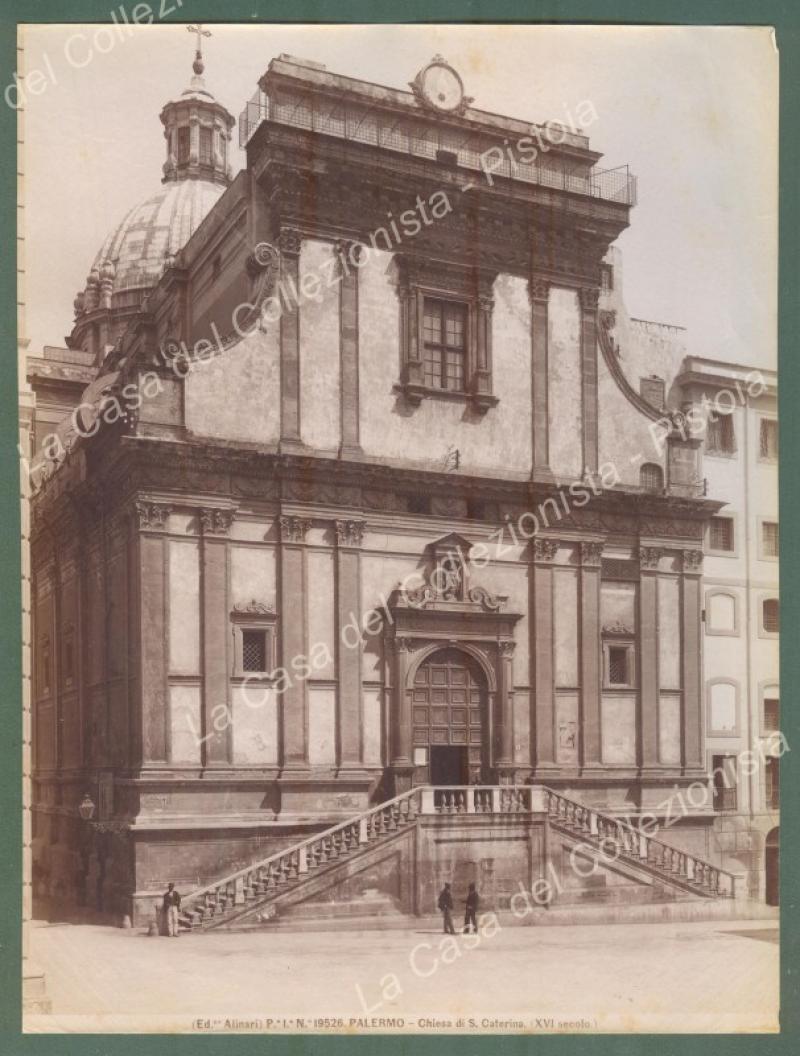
left=25, top=916, right=779, bottom=1034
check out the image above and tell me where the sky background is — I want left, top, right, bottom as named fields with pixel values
left=21, top=23, right=778, bottom=368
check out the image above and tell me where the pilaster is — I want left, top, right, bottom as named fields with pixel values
left=335, top=241, right=363, bottom=458
left=133, top=501, right=171, bottom=764
left=278, top=227, right=303, bottom=452
left=579, top=540, right=603, bottom=768
left=278, top=515, right=312, bottom=771
left=199, top=506, right=236, bottom=766
left=531, top=537, right=558, bottom=774
left=334, top=518, right=366, bottom=769
left=579, top=286, right=600, bottom=475
left=639, top=546, right=662, bottom=771
left=681, top=549, right=704, bottom=770
left=529, top=278, right=551, bottom=478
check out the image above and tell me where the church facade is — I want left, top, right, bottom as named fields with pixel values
left=29, top=52, right=742, bottom=921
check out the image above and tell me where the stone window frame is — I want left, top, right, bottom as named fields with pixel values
left=705, top=512, right=739, bottom=558
left=757, top=414, right=778, bottom=463
left=704, top=587, right=740, bottom=637
left=705, top=407, right=737, bottom=458
left=230, top=605, right=277, bottom=680
left=395, top=256, right=498, bottom=414
left=706, top=676, right=740, bottom=738
left=602, top=637, right=636, bottom=690
left=711, top=751, right=739, bottom=811
left=759, top=680, right=780, bottom=737
left=757, top=517, right=779, bottom=562
left=759, top=595, right=780, bottom=639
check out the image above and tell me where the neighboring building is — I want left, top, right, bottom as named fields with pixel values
left=675, top=357, right=780, bottom=903
left=26, top=51, right=774, bottom=922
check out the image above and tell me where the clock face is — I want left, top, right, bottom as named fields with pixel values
left=422, top=63, right=464, bottom=112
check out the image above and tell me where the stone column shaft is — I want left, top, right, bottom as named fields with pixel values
left=531, top=539, right=557, bottom=771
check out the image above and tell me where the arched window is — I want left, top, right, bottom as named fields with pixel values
left=640, top=462, right=664, bottom=492
left=762, top=598, right=779, bottom=634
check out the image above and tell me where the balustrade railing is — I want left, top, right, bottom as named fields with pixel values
left=543, top=788, right=737, bottom=898
left=179, top=783, right=736, bottom=927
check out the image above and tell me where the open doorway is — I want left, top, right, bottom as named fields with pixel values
left=765, top=827, right=779, bottom=906
left=430, top=746, right=469, bottom=786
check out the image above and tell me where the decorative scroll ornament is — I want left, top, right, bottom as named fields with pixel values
left=231, top=599, right=275, bottom=617
left=602, top=619, right=634, bottom=637
left=235, top=241, right=280, bottom=334
left=400, top=533, right=503, bottom=612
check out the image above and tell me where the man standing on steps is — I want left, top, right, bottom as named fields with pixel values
left=437, top=882, right=455, bottom=935
left=163, top=882, right=182, bottom=937
left=463, top=882, right=479, bottom=934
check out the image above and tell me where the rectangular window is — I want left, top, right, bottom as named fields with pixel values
left=709, top=516, right=734, bottom=552
left=712, top=755, right=738, bottom=812
left=763, top=698, right=780, bottom=733
left=242, top=630, right=267, bottom=673
left=762, top=598, right=779, bottom=634
left=640, top=377, right=665, bottom=409
left=765, top=757, right=779, bottom=810
left=177, top=126, right=190, bottom=164
left=760, top=419, right=778, bottom=460
left=604, top=642, right=635, bottom=688
left=422, top=298, right=467, bottom=392
left=199, top=127, right=213, bottom=165
left=762, top=521, right=779, bottom=558
left=600, top=263, right=614, bottom=290
left=706, top=412, right=735, bottom=454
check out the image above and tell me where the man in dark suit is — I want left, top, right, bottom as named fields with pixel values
left=437, top=882, right=456, bottom=934
left=463, top=882, right=479, bottom=933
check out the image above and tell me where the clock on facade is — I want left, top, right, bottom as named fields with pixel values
left=410, top=56, right=473, bottom=115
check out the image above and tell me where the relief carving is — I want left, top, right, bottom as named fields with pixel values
left=279, top=515, right=312, bottom=544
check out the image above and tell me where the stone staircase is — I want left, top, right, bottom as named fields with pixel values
left=177, top=785, right=739, bottom=931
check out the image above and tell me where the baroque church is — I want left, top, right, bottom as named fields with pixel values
left=28, top=42, right=759, bottom=925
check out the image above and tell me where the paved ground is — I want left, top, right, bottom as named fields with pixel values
left=26, top=916, right=779, bottom=1034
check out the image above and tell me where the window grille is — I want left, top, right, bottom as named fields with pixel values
left=242, top=630, right=267, bottom=672
left=762, top=599, right=779, bottom=634
left=762, top=521, right=779, bottom=558
left=706, top=412, right=735, bottom=454
left=608, top=646, right=630, bottom=686
left=760, top=419, right=778, bottom=460
left=640, top=462, right=664, bottom=492
left=709, top=516, right=734, bottom=552
left=764, top=698, right=780, bottom=733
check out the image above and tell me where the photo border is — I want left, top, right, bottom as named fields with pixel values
left=1, top=1, right=797, bottom=1051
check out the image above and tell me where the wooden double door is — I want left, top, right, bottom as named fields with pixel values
left=411, top=647, right=487, bottom=785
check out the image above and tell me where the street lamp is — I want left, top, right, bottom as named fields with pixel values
left=78, top=793, right=96, bottom=822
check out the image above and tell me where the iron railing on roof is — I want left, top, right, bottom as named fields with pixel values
left=238, top=90, right=637, bottom=207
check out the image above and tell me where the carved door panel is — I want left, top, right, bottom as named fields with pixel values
left=411, top=647, right=486, bottom=784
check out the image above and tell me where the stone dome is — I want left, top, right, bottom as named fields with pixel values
left=90, top=178, right=226, bottom=296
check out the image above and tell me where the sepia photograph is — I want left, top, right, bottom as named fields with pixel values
left=15, top=17, right=781, bottom=1035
